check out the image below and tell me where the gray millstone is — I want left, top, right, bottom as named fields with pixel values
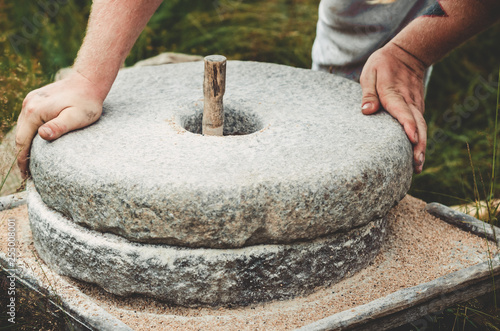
left=28, top=184, right=387, bottom=307
left=30, top=61, right=412, bottom=248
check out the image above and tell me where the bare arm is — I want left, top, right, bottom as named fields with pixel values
left=360, top=0, right=500, bottom=173
left=16, top=0, right=163, bottom=176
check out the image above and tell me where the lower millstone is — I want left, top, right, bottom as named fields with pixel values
left=28, top=183, right=387, bottom=307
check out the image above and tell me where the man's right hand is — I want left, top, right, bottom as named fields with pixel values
left=15, top=71, right=105, bottom=178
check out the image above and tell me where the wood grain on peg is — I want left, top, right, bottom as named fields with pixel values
left=203, top=55, right=226, bottom=136
left=202, top=55, right=226, bottom=136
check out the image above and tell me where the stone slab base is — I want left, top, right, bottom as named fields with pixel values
left=28, top=183, right=386, bottom=307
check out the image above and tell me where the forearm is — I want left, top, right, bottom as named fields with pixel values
left=391, top=0, right=500, bottom=67
left=74, top=0, right=163, bottom=100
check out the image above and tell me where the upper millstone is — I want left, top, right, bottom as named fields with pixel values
left=30, top=61, right=412, bottom=248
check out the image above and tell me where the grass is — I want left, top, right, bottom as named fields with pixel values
left=390, top=292, right=500, bottom=331
left=0, top=270, right=68, bottom=330
left=411, top=25, right=500, bottom=208
left=0, top=0, right=499, bottom=329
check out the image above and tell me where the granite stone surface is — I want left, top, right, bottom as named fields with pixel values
left=28, top=183, right=387, bottom=307
left=30, top=61, right=412, bottom=248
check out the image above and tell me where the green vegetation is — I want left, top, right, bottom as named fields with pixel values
left=414, top=26, right=500, bottom=209
left=391, top=292, right=500, bottom=331
left=0, top=270, right=68, bottom=330
left=1, top=0, right=499, bottom=329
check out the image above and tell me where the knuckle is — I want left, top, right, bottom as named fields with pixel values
left=15, top=136, right=25, bottom=147
left=408, top=122, right=418, bottom=133
left=381, top=92, right=405, bottom=105
left=24, top=104, right=37, bottom=117
left=16, top=150, right=28, bottom=164
left=402, top=120, right=417, bottom=133
left=48, top=121, right=66, bottom=135
left=23, top=90, right=37, bottom=107
left=15, top=131, right=29, bottom=148
left=382, top=85, right=399, bottom=94
left=363, top=91, right=378, bottom=99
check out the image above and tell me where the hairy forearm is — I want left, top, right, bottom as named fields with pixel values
left=74, top=0, right=163, bottom=100
left=391, top=0, right=500, bottom=67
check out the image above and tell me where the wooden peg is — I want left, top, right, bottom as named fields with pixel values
left=203, top=55, right=226, bottom=136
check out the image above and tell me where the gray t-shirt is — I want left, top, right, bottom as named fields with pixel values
left=312, top=0, right=437, bottom=80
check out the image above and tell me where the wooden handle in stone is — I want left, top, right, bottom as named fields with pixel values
left=203, top=55, right=226, bottom=136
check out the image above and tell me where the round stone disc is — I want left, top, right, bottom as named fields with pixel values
left=30, top=61, right=412, bottom=248
left=28, top=183, right=387, bottom=307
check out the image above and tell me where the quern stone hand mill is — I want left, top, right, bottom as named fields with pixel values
left=27, top=56, right=412, bottom=307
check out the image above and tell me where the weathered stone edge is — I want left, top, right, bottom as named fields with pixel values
left=28, top=183, right=387, bottom=307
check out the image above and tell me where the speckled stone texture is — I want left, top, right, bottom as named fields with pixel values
left=30, top=61, right=412, bottom=248
left=27, top=183, right=387, bottom=307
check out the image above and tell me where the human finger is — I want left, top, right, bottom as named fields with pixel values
left=15, top=98, right=51, bottom=177
left=39, top=105, right=101, bottom=141
left=409, top=104, right=427, bottom=173
left=379, top=91, right=419, bottom=145
left=360, top=69, right=381, bottom=115
left=15, top=121, right=39, bottom=178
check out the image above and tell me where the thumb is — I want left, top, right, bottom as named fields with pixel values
left=360, top=70, right=381, bottom=115
left=38, top=106, right=101, bottom=141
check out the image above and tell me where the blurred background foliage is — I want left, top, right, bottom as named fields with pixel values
left=0, top=0, right=499, bottom=207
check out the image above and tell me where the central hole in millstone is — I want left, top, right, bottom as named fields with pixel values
left=182, top=105, right=264, bottom=136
